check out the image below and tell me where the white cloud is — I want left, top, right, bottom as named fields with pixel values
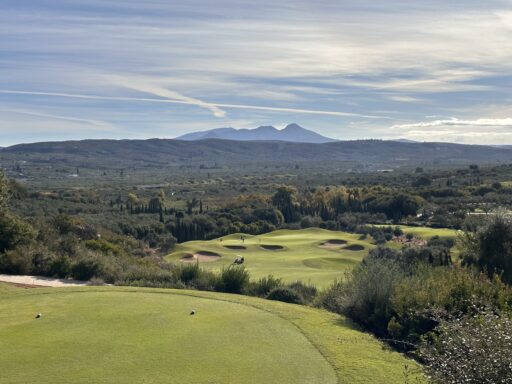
left=0, top=89, right=385, bottom=119
left=389, top=117, right=512, bottom=144
left=392, top=118, right=512, bottom=129
left=104, top=75, right=227, bottom=117
left=0, top=108, right=113, bottom=129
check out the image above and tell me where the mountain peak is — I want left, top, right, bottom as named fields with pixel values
left=283, top=123, right=304, bottom=131
left=176, top=124, right=336, bottom=143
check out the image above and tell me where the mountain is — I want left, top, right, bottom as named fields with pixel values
left=176, top=123, right=337, bottom=143
left=3, top=139, right=512, bottom=172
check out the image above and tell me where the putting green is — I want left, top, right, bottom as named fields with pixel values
left=0, top=286, right=423, bottom=383
left=167, top=228, right=372, bottom=288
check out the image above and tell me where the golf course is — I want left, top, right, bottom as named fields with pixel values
left=0, top=284, right=423, bottom=383
left=166, top=227, right=459, bottom=287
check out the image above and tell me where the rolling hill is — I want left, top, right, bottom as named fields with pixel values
left=2, top=137, right=512, bottom=171
left=176, top=123, right=337, bottom=143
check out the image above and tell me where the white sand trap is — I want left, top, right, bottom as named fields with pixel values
left=319, top=239, right=348, bottom=249
left=0, top=274, right=89, bottom=287
left=181, top=251, right=221, bottom=263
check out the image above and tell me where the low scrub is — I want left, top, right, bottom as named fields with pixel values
left=266, top=287, right=304, bottom=305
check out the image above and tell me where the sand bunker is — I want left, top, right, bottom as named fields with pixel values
left=260, top=245, right=285, bottom=251
left=181, top=251, right=221, bottom=263
left=319, top=239, right=348, bottom=249
left=343, top=244, right=365, bottom=251
left=0, top=274, right=89, bottom=287
left=224, top=245, right=247, bottom=250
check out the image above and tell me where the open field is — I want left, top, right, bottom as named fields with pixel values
left=167, top=228, right=373, bottom=288
left=0, top=285, right=423, bottom=383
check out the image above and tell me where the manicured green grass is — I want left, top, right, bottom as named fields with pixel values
left=0, top=286, right=423, bottom=383
left=167, top=228, right=373, bottom=288
left=385, top=225, right=460, bottom=239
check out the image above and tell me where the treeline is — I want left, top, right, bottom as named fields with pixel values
left=113, top=185, right=426, bottom=244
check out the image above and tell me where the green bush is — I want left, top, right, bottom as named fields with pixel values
left=0, top=213, right=36, bottom=253
left=218, top=266, right=250, bottom=294
left=189, top=269, right=220, bottom=291
left=287, top=281, right=317, bottom=304
left=175, top=263, right=200, bottom=284
left=0, top=247, right=33, bottom=275
left=461, top=213, right=512, bottom=285
left=267, top=287, right=304, bottom=304
left=419, top=307, right=512, bottom=383
left=247, top=275, right=283, bottom=297
left=71, top=257, right=103, bottom=280
left=48, top=254, right=72, bottom=277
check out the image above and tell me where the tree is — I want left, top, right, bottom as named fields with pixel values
left=0, top=171, right=9, bottom=210
left=271, top=186, right=298, bottom=222
left=368, top=193, right=423, bottom=222
left=0, top=213, right=36, bottom=253
left=126, top=192, right=139, bottom=211
left=186, top=197, right=199, bottom=215
left=461, top=213, right=512, bottom=284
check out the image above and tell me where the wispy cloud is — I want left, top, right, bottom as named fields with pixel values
left=0, top=108, right=112, bottom=128
left=104, top=75, right=227, bottom=117
left=0, top=89, right=386, bottom=119
left=392, top=117, right=512, bottom=129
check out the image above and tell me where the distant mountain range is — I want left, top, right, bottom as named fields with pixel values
left=176, top=123, right=337, bottom=143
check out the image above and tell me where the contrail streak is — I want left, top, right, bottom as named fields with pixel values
left=0, top=89, right=387, bottom=119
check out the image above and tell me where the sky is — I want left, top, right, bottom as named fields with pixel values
left=1, top=0, right=512, bottom=146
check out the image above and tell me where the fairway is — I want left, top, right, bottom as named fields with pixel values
left=0, top=286, right=422, bottom=383
left=378, top=225, right=460, bottom=239
left=167, top=228, right=372, bottom=287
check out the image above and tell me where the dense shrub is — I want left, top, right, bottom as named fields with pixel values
left=320, top=245, right=512, bottom=347
left=0, top=213, right=36, bottom=253
left=461, top=213, right=512, bottom=284
left=247, top=275, right=283, bottom=297
left=266, top=287, right=304, bottom=304
left=175, top=263, right=201, bottom=284
left=0, top=247, right=33, bottom=275
left=71, top=256, right=104, bottom=280
left=419, top=307, right=512, bottom=384
left=218, top=266, right=250, bottom=294
left=287, top=281, right=317, bottom=304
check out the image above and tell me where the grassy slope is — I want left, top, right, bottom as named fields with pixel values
left=385, top=225, right=460, bottom=239
left=167, top=228, right=372, bottom=288
left=0, top=286, right=423, bottom=384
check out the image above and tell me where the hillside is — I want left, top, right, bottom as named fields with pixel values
left=2, top=138, right=512, bottom=171
left=176, top=123, right=337, bottom=143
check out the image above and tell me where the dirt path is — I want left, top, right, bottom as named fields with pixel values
left=0, top=274, right=89, bottom=287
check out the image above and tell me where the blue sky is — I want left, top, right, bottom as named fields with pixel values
left=1, top=0, right=511, bottom=145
